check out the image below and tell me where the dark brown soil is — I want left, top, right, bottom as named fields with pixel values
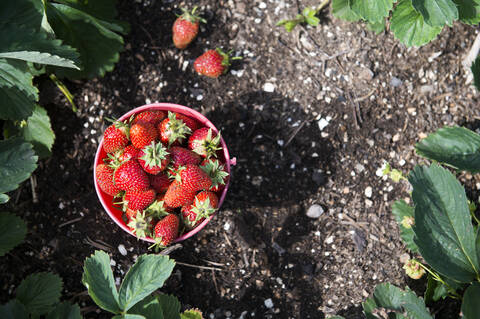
left=2, top=0, right=479, bottom=318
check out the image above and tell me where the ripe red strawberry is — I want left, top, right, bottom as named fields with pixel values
left=200, top=158, right=229, bottom=192
left=158, top=112, right=192, bottom=145
left=96, top=164, right=122, bottom=196
left=116, top=145, right=140, bottom=163
left=128, top=211, right=153, bottom=239
left=114, top=160, right=150, bottom=192
left=130, top=121, right=158, bottom=149
left=177, top=164, right=212, bottom=192
left=163, top=180, right=196, bottom=208
left=149, top=172, right=171, bottom=193
left=188, top=127, right=222, bottom=158
left=132, top=110, right=166, bottom=126
left=181, top=205, right=204, bottom=230
left=172, top=7, right=206, bottom=49
left=126, top=207, right=138, bottom=220
left=169, top=146, right=202, bottom=171
left=194, top=190, right=219, bottom=209
left=124, top=188, right=156, bottom=211
left=103, top=122, right=129, bottom=153
left=137, top=142, right=170, bottom=175
left=154, top=214, right=180, bottom=246
left=194, top=48, right=241, bottom=78
left=176, top=113, right=200, bottom=132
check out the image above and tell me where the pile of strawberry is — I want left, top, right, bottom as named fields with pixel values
left=95, top=109, right=229, bottom=248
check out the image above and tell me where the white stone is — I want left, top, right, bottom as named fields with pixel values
left=365, top=186, right=373, bottom=198
left=263, top=82, right=275, bottom=92
left=118, top=244, right=127, bottom=256
left=325, top=236, right=334, bottom=244
left=318, top=118, right=329, bottom=130
left=259, top=2, right=267, bottom=9
left=306, top=204, right=324, bottom=218
left=264, top=298, right=274, bottom=308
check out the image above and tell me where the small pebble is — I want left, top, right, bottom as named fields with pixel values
left=318, top=118, right=329, bottom=130
left=390, top=76, right=403, bottom=87
left=263, top=82, right=275, bottom=92
left=118, top=244, right=127, bottom=256
left=264, top=298, right=274, bottom=309
left=306, top=204, right=324, bottom=218
left=259, top=2, right=267, bottom=9
left=365, top=186, right=373, bottom=198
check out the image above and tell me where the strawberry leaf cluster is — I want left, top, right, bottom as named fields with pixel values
left=0, top=272, right=81, bottom=318
left=83, top=250, right=203, bottom=319
left=332, top=0, right=480, bottom=47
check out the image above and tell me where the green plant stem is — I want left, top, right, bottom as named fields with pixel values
left=49, top=74, right=77, bottom=112
left=417, top=263, right=462, bottom=299
left=315, top=0, right=330, bottom=13
left=471, top=210, right=480, bottom=225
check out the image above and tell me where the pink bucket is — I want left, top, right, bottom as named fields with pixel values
left=93, top=103, right=235, bottom=243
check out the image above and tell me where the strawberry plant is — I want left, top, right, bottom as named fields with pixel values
left=0, top=272, right=82, bottom=318
left=83, top=250, right=203, bottom=319
left=331, top=0, right=480, bottom=47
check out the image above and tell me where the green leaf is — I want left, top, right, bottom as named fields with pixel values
left=424, top=274, right=448, bottom=304
left=350, top=0, right=393, bottom=23
left=415, top=126, right=480, bottom=173
left=454, top=0, right=480, bottom=24
left=0, top=0, right=45, bottom=31
left=0, top=24, right=79, bottom=69
left=332, top=0, right=361, bottom=21
left=158, top=294, right=181, bottom=319
left=82, top=250, right=121, bottom=314
left=129, top=295, right=164, bottom=319
left=0, top=212, right=27, bottom=256
left=0, top=299, right=29, bottom=319
left=46, top=301, right=82, bottom=319
left=363, top=283, right=433, bottom=319
left=412, top=0, right=458, bottom=27
left=410, top=164, right=480, bottom=283
left=303, top=7, right=320, bottom=26
left=473, top=55, right=480, bottom=92
left=181, top=309, right=203, bottom=319
left=0, top=59, right=37, bottom=121
left=0, top=137, right=37, bottom=194
left=17, top=272, right=63, bottom=315
left=391, top=200, right=419, bottom=253
left=5, top=105, right=55, bottom=159
left=367, top=19, right=386, bottom=34
left=46, top=2, right=125, bottom=79
left=0, top=194, right=9, bottom=204
left=462, top=283, right=480, bottom=319
left=118, top=255, right=175, bottom=311
left=390, top=0, right=443, bottom=47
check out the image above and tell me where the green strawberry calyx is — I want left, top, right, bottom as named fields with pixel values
left=201, top=159, right=229, bottom=189
left=166, top=111, right=192, bottom=145
left=127, top=211, right=152, bottom=239
left=191, top=197, right=216, bottom=219
left=178, top=6, right=207, bottom=24
left=192, top=128, right=222, bottom=158
left=215, top=48, right=242, bottom=73
left=140, top=141, right=169, bottom=169
left=145, top=200, right=169, bottom=219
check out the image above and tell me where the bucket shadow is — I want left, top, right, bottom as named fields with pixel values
left=205, top=91, right=335, bottom=207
